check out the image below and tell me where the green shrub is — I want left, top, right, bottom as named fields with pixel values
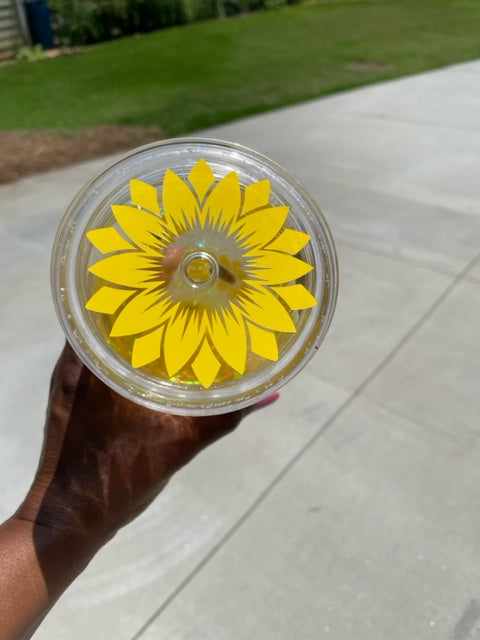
left=49, top=0, right=303, bottom=46
left=182, top=0, right=219, bottom=21
left=16, top=44, right=45, bottom=62
left=49, top=0, right=106, bottom=45
left=127, top=0, right=186, bottom=32
left=50, top=0, right=187, bottom=45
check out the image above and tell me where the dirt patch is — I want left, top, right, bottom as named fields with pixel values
left=0, top=124, right=165, bottom=184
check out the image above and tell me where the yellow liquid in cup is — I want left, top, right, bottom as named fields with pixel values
left=86, top=217, right=304, bottom=388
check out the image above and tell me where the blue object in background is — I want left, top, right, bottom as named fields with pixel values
left=24, top=0, right=54, bottom=49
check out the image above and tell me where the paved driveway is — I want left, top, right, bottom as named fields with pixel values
left=1, top=59, right=480, bottom=639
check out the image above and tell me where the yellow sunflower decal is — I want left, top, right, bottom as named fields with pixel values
left=85, top=159, right=317, bottom=388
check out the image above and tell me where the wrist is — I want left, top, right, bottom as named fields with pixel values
left=16, top=481, right=115, bottom=566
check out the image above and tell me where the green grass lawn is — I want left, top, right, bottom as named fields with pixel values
left=1, top=0, right=480, bottom=135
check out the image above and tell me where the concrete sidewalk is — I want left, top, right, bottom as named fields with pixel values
left=1, top=59, right=480, bottom=639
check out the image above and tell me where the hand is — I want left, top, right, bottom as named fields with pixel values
left=18, top=342, right=277, bottom=546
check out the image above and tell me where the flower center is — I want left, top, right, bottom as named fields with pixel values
left=181, top=251, right=218, bottom=289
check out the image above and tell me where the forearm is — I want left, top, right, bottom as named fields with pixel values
left=0, top=517, right=51, bottom=640
left=0, top=514, right=101, bottom=640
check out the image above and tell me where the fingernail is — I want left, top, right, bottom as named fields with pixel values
left=252, top=392, right=280, bottom=412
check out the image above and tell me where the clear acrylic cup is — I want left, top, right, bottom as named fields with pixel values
left=51, top=138, right=338, bottom=415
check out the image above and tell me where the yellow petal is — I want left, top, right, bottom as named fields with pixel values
left=241, top=180, right=270, bottom=215
left=85, top=286, right=134, bottom=314
left=271, top=284, right=317, bottom=310
left=130, top=179, right=160, bottom=214
left=164, top=309, right=203, bottom=377
left=88, top=253, right=158, bottom=289
left=188, top=159, right=215, bottom=202
left=248, top=251, right=313, bottom=285
left=86, top=227, right=135, bottom=254
left=112, top=205, right=168, bottom=251
left=209, top=307, right=247, bottom=374
left=267, top=229, right=311, bottom=255
left=192, top=340, right=220, bottom=388
left=247, top=322, right=279, bottom=361
left=131, top=326, right=164, bottom=368
left=234, top=206, right=289, bottom=248
left=89, top=253, right=159, bottom=288
left=240, top=286, right=296, bottom=333
left=203, top=171, right=241, bottom=229
left=110, top=290, right=172, bottom=337
left=162, top=168, right=198, bottom=232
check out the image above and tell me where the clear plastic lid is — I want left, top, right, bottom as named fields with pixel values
left=51, top=138, right=338, bottom=415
